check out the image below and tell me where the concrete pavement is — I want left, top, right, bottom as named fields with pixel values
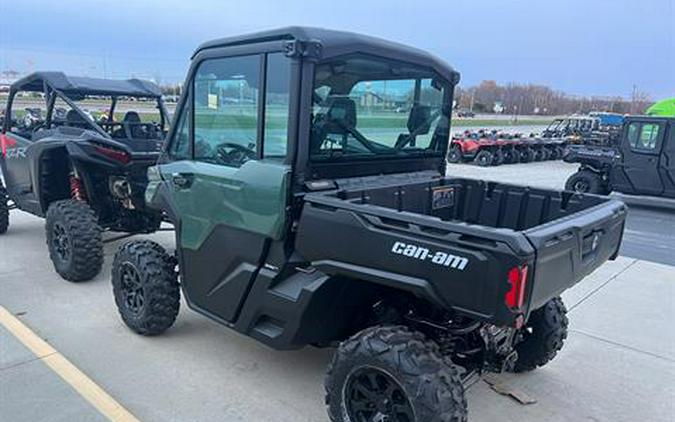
left=1, top=210, right=674, bottom=422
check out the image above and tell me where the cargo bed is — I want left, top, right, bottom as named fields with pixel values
left=297, top=175, right=627, bottom=324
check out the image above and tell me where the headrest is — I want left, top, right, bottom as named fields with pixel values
left=123, top=111, right=141, bottom=123
left=326, top=97, right=356, bottom=129
left=66, top=109, right=85, bottom=124
left=407, top=104, right=431, bottom=135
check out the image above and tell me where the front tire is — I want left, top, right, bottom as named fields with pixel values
left=45, top=200, right=103, bottom=281
left=565, top=170, right=608, bottom=194
left=325, top=325, right=467, bottom=422
left=474, top=149, right=493, bottom=167
left=447, top=145, right=463, bottom=163
left=111, top=240, right=180, bottom=336
left=513, top=297, right=568, bottom=372
left=0, top=182, right=9, bottom=234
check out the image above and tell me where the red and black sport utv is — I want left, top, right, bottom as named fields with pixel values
left=0, top=72, right=170, bottom=281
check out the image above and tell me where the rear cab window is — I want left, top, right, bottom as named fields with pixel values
left=626, top=121, right=663, bottom=153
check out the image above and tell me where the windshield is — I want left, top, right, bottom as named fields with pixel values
left=310, top=55, right=451, bottom=162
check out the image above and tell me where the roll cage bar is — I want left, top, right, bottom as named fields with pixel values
left=2, top=78, right=170, bottom=138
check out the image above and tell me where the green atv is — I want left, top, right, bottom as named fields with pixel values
left=111, top=27, right=626, bottom=421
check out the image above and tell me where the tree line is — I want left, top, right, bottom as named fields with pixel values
left=455, top=80, right=652, bottom=116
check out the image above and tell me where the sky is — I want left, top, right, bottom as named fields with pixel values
left=0, top=0, right=673, bottom=99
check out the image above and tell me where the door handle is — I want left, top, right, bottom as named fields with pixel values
left=171, top=173, right=193, bottom=189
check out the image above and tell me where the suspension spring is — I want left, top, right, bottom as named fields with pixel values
left=69, top=176, right=86, bottom=201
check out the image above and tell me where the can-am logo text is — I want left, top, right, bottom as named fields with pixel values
left=390, top=241, right=469, bottom=270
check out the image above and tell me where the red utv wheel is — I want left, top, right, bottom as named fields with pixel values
left=541, top=148, right=552, bottom=160
left=533, top=148, right=545, bottom=161
left=447, top=145, right=463, bottom=163
left=548, top=147, right=560, bottom=160
left=474, top=150, right=494, bottom=167
left=492, top=149, right=505, bottom=166
left=556, top=146, right=566, bottom=159
left=519, top=148, right=535, bottom=163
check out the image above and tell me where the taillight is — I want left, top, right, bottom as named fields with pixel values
left=1, top=134, right=17, bottom=158
left=505, top=265, right=529, bottom=310
left=95, top=145, right=131, bottom=164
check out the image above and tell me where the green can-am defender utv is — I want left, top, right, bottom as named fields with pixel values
left=0, top=73, right=170, bottom=281
left=111, top=27, right=626, bottom=421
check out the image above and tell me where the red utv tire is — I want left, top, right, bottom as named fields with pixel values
left=519, top=148, right=535, bottom=163
left=548, top=147, right=560, bottom=160
left=474, top=150, right=494, bottom=167
left=492, top=149, right=505, bottom=166
left=541, top=148, right=552, bottom=160
left=533, top=148, right=545, bottom=161
left=447, top=145, right=463, bottom=163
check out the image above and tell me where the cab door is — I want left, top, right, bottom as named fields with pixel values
left=660, top=121, right=675, bottom=198
left=618, top=120, right=665, bottom=196
left=157, top=51, right=293, bottom=323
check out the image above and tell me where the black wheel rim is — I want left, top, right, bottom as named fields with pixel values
left=344, top=367, right=414, bottom=422
left=573, top=180, right=589, bottom=193
left=120, top=262, right=145, bottom=315
left=51, top=222, right=71, bottom=262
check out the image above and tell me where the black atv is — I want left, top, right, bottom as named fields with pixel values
left=0, top=72, right=170, bottom=281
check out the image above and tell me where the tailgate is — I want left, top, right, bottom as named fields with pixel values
left=524, top=198, right=626, bottom=310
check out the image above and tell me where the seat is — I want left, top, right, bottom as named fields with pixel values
left=123, top=111, right=145, bottom=139
left=65, top=110, right=87, bottom=128
left=311, top=97, right=357, bottom=152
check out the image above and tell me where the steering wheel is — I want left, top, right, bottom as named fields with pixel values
left=215, top=142, right=257, bottom=166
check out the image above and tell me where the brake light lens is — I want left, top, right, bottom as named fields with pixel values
left=1, top=134, right=17, bottom=158
left=95, top=145, right=131, bottom=164
left=505, top=265, right=529, bottom=309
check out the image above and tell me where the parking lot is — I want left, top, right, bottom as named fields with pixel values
left=2, top=160, right=675, bottom=422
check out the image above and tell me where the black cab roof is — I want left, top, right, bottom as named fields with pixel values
left=11, top=72, right=162, bottom=98
left=194, top=26, right=460, bottom=85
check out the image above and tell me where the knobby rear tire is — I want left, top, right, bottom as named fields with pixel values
left=45, top=200, right=103, bottom=282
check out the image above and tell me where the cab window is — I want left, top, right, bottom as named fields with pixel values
left=190, top=53, right=291, bottom=167
left=193, top=55, right=261, bottom=167
left=638, top=124, right=660, bottom=150
left=627, top=123, right=639, bottom=148
left=169, top=97, right=191, bottom=160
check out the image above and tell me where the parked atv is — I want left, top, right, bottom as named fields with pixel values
left=0, top=72, right=170, bottom=281
left=449, top=130, right=565, bottom=166
left=565, top=116, right=675, bottom=198
left=111, top=27, right=626, bottom=422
